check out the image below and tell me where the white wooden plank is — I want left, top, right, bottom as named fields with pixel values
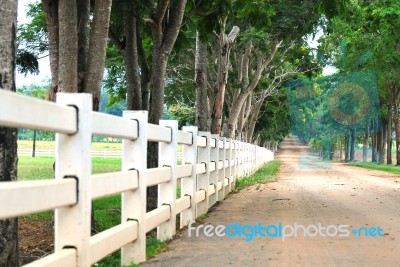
left=218, top=160, right=224, bottom=170
left=145, top=206, right=170, bottom=233
left=217, top=181, right=223, bottom=191
left=225, top=159, right=229, bottom=168
left=92, top=112, right=138, bottom=139
left=147, top=167, right=171, bottom=187
left=175, top=196, right=191, bottom=215
left=0, top=180, right=76, bottom=219
left=147, top=123, right=171, bottom=143
left=195, top=190, right=206, bottom=204
left=218, top=139, right=224, bottom=149
left=23, top=249, right=76, bottom=267
left=197, top=136, right=207, bottom=147
left=210, top=138, right=216, bottom=148
left=177, top=131, right=192, bottom=145
left=176, top=164, right=192, bottom=178
left=209, top=161, right=216, bottom=172
left=195, top=163, right=206, bottom=174
left=92, top=171, right=139, bottom=200
left=90, top=221, right=138, bottom=264
left=224, top=178, right=229, bottom=187
left=208, top=184, right=216, bottom=196
left=0, top=90, right=76, bottom=133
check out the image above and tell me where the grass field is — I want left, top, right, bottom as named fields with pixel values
left=18, top=140, right=183, bottom=152
left=18, top=140, right=123, bottom=151
left=351, top=162, right=400, bottom=175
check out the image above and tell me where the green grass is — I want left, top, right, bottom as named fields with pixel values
left=234, top=161, right=280, bottom=191
left=18, top=140, right=123, bottom=150
left=18, top=140, right=183, bottom=152
left=18, top=156, right=121, bottom=180
left=351, top=162, right=400, bottom=175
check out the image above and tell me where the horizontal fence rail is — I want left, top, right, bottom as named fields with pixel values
left=0, top=91, right=274, bottom=266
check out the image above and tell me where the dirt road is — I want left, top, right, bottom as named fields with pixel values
left=141, top=136, right=400, bottom=266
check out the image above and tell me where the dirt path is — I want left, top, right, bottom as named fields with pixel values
left=141, top=136, right=400, bottom=266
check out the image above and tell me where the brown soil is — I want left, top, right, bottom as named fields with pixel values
left=18, top=218, right=54, bottom=265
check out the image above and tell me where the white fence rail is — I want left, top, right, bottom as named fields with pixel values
left=0, top=91, right=274, bottom=266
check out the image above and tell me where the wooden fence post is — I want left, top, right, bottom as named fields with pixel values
left=55, top=93, right=92, bottom=266
left=181, top=126, right=198, bottom=228
left=218, top=137, right=226, bottom=200
left=226, top=138, right=233, bottom=193
left=209, top=134, right=219, bottom=206
left=121, top=111, right=147, bottom=264
left=197, top=132, right=210, bottom=217
left=232, top=140, right=238, bottom=185
left=158, top=120, right=178, bottom=240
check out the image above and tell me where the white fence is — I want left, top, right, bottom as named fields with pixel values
left=0, top=91, right=273, bottom=266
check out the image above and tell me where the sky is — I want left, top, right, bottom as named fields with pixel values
left=15, top=0, right=338, bottom=88
left=16, top=0, right=51, bottom=88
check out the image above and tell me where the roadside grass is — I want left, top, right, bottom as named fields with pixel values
left=351, top=162, right=400, bottom=175
left=234, top=160, right=280, bottom=191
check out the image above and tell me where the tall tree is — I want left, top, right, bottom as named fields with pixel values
left=42, top=0, right=112, bottom=109
left=0, top=0, right=19, bottom=265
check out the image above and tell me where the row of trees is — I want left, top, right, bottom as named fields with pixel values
left=296, top=0, right=400, bottom=165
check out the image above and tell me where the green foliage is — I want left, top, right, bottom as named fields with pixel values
left=255, top=90, right=290, bottom=144
left=17, top=1, right=47, bottom=75
left=167, top=103, right=195, bottom=128
left=234, top=161, right=280, bottom=191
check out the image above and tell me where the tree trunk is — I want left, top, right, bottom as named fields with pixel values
left=387, top=104, right=393, bottom=164
left=42, top=0, right=59, bottom=101
left=349, top=128, right=356, bottom=161
left=223, top=40, right=282, bottom=139
left=223, top=91, right=250, bottom=138
left=344, top=134, right=349, bottom=161
left=371, top=121, right=377, bottom=162
left=147, top=0, right=187, bottom=210
left=379, top=120, right=387, bottom=164
left=32, top=130, right=37, bottom=157
left=137, top=31, right=150, bottom=110
left=246, top=93, right=267, bottom=143
left=0, top=0, right=18, bottom=265
left=237, top=94, right=252, bottom=141
left=124, top=9, right=142, bottom=111
left=210, top=25, right=239, bottom=135
left=394, top=100, right=400, bottom=165
left=362, top=122, right=368, bottom=162
left=83, top=0, right=112, bottom=111
left=194, top=32, right=210, bottom=131
left=58, top=0, right=78, bottom=92
left=77, top=0, right=90, bottom=91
